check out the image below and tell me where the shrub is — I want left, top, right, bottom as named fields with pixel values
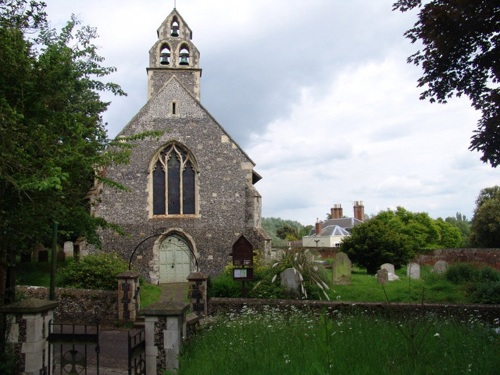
left=445, top=263, right=479, bottom=284
left=58, top=252, right=129, bottom=290
left=478, top=266, right=500, bottom=282
left=466, top=282, right=500, bottom=304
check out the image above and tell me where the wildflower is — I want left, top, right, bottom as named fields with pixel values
left=434, top=333, right=440, bottom=337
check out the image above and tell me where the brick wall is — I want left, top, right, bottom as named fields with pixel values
left=416, top=248, right=500, bottom=271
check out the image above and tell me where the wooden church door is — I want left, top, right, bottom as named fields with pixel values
left=159, top=235, right=192, bottom=283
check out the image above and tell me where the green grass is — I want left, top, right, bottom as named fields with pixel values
left=140, top=282, right=162, bottom=308
left=326, top=266, right=467, bottom=304
left=178, top=307, right=500, bottom=375
left=211, top=265, right=468, bottom=303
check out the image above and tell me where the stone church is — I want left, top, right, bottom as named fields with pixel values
left=92, top=8, right=270, bottom=283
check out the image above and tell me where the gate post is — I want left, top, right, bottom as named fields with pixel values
left=117, top=271, right=141, bottom=322
left=187, top=272, right=208, bottom=317
left=141, top=302, right=189, bottom=374
left=0, top=298, right=58, bottom=375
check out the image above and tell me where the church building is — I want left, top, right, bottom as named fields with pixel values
left=92, top=8, right=270, bottom=283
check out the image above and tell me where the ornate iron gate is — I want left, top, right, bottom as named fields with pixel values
left=47, top=322, right=100, bottom=375
left=128, top=330, right=146, bottom=375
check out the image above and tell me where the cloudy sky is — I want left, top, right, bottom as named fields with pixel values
left=45, top=0, right=497, bottom=225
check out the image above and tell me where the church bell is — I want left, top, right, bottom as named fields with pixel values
left=179, top=52, right=189, bottom=65
left=160, top=52, right=170, bottom=65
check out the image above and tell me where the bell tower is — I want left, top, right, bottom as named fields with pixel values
left=147, top=8, right=202, bottom=100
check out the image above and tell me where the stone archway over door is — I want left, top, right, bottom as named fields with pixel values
left=159, top=235, right=192, bottom=283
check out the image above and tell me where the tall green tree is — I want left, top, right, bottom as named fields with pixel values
left=445, top=212, right=471, bottom=247
left=469, top=186, right=500, bottom=247
left=0, top=0, right=148, bottom=307
left=393, top=0, right=500, bottom=167
left=341, top=207, right=462, bottom=274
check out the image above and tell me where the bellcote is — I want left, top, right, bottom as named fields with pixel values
left=147, top=9, right=202, bottom=100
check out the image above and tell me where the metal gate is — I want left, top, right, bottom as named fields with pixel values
left=128, top=330, right=146, bottom=375
left=47, top=322, right=100, bottom=375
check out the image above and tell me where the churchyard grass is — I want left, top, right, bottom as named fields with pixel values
left=327, top=266, right=467, bottom=303
left=178, top=306, right=500, bottom=375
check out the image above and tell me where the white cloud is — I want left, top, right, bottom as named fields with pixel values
left=41, top=0, right=498, bottom=225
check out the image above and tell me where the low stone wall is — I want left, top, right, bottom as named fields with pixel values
left=416, top=248, right=500, bottom=270
left=17, top=286, right=118, bottom=326
left=208, top=298, right=500, bottom=324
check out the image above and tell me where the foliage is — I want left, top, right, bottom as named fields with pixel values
left=445, top=263, right=500, bottom=304
left=469, top=185, right=500, bottom=247
left=253, top=249, right=332, bottom=300
left=444, top=212, right=471, bottom=247
left=341, top=207, right=462, bottom=274
left=393, top=0, right=500, bottom=167
left=58, top=252, right=129, bottom=290
left=261, top=217, right=310, bottom=247
left=178, top=307, right=500, bottom=375
left=0, top=0, right=162, bottom=307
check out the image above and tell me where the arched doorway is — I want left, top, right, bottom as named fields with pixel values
left=159, top=234, right=192, bottom=283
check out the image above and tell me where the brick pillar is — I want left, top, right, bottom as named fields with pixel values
left=187, top=272, right=208, bottom=317
left=142, top=302, right=189, bottom=374
left=117, top=271, right=141, bottom=322
left=0, top=298, right=58, bottom=375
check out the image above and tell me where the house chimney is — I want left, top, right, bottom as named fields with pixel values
left=331, top=204, right=343, bottom=219
left=353, top=201, right=364, bottom=221
left=315, top=218, right=322, bottom=236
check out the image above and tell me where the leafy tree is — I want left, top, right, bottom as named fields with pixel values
left=445, top=212, right=471, bottom=247
left=0, top=1, right=160, bottom=307
left=393, top=0, right=500, bottom=167
left=341, top=215, right=415, bottom=274
left=262, top=217, right=307, bottom=247
left=276, top=225, right=300, bottom=241
left=340, top=207, right=462, bottom=274
left=469, top=186, right=500, bottom=247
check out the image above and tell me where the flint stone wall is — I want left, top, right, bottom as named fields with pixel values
left=17, top=286, right=118, bottom=326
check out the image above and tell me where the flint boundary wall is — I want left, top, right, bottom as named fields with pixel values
left=17, top=286, right=118, bottom=326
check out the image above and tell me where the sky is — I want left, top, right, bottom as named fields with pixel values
left=44, top=0, right=498, bottom=225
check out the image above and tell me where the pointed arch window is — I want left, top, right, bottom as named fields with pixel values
left=152, top=143, right=197, bottom=216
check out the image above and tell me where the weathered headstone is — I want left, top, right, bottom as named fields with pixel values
left=332, top=252, right=352, bottom=285
left=63, top=241, right=74, bottom=258
left=376, top=268, right=388, bottom=285
left=381, top=263, right=395, bottom=275
left=280, top=268, right=302, bottom=297
left=407, top=262, right=420, bottom=280
left=433, top=260, right=448, bottom=274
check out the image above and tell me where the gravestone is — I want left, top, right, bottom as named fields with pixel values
left=433, top=260, right=448, bottom=274
left=280, top=268, right=301, bottom=297
left=381, top=263, right=395, bottom=275
left=63, top=241, right=74, bottom=258
left=376, top=268, right=388, bottom=285
left=332, top=252, right=352, bottom=285
left=407, top=262, right=420, bottom=280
